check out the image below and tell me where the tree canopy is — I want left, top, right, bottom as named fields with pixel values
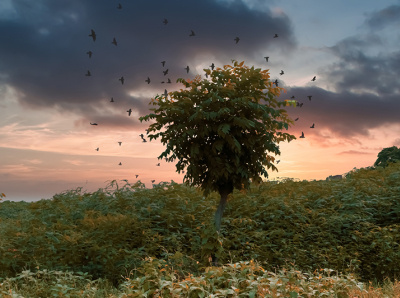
left=374, top=146, right=400, bottom=168
left=139, top=60, right=296, bottom=197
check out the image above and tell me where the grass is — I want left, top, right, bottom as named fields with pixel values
left=1, top=163, right=400, bottom=297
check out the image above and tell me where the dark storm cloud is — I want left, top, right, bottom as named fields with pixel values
left=325, top=35, right=400, bottom=96
left=279, top=86, right=400, bottom=139
left=1, top=0, right=296, bottom=129
left=364, top=4, right=400, bottom=30
left=281, top=4, right=400, bottom=141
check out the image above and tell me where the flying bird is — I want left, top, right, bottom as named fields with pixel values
left=185, top=66, right=190, bottom=73
left=117, top=3, right=122, bottom=9
left=273, top=33, right=278, bottom=38
left=118, top=142, right=122, bottom=146
left=280, top=70, right=284, bottom=75
left=307, top=95, right=312, bottom=101
left=294, top=117, right=299, bottom=121
left=127, top=108, right=132, bottom=116
left=135, top=175, right=139, bottom=178
left=151, top=180, right=155, bottom=183
left=85, top=70, right=91, bottom=76
left=299, top=132, right=305, bottom=138
left=273, top=79, right=278, bottom=87
left=95, top=148, right=99, bottom=151
left=164, top=89, right=168, bottom=98
left=90, top=122, right=98, bottom=125
left=189, top=30, right=195, bottom=36
left=163, top=69, right=169, bottom=76
left=145, top=77, right=150, bottom=84
left=86, top=51, right=93, bottom=58
left=311, top=76, right=316, bottom=81
left=156, top=163, right=160, bottom=166
left=112, top=37, right=117, bottom=46
left=277, top=160, right=280, bottom=164
left=264, top=56, right=269, bottom=62
left=310, top=123, right=315, bottom=128
left=163, top=18, right=168, bottom=25
left=234, top=37, right=240, bottom=44
left=161, top=61, right=166, bottom=67
left=119, top=162, right=122, bottom=166
left=89, top=29, right=96, bottom=41
left=167, top=78, right=171, bottom=83
left=210, top=63, right=215, bottom=70
left=119, top=76, right=124, bottom=84
left=110, top=97, right=114, bottom=102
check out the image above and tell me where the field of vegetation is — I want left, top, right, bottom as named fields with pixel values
left=1, top=162, right=400, bottom=297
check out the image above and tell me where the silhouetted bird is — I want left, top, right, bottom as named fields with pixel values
left=310, top=123, right=315, bottom=128
left=280, top=70, right=284, bottom=75
left=156, top=163, right=160, bottom=166
left=167, top=78, right=171, bottom=83
left=119, top=162, right=122, bottom=166
left=205, top=72, right=209, bottom=78
left=264, top=57, right=269, bottom=62
left=164, top=89, right=168, bottom=98
left=277, top=160, right=280, bottom=164
left=117, top=3, right=122, bottom=9
left=89, top=29, right=96, bottom=41
left=311, top=76, right=316, bottom=81
left=163, top=18, right=168, bottom=25
left=294, top=118, right=299, bottom=121
left=110, top=97, right=114, bottom=102
left=274, top=33, right=278, bottom=38
left=185, top=66, right=190, bottom=73
left=119, top=76, right=124, bottom=84
left=291, top=96, right=295, bottom=99
left=163, top=69, right=169, bottom=76
left=145, top=77, right=150, bottom=84
left=139, top=134, right=144, bottom=139
left=86, top=51, right=93, bottom=58
left=118, top=142, right=122, bottom=146
left=151, top=180, right=155, bottom=183
left=112, top=38, right=117, bottom=46
left=299, top=132, right=305, bottom=138
left=210, top=63, right=215, bottom=70
left=234, top=37, right=240, bottom=44
left=95, top=148, right=99, bottom=151
left=85, top=70, right=91, bottom=76
left=308, top=95, right=312, bottom=101
left=273, top=79, right=278, bottom=87
left=90, top=122, right=98, bottom=125
left=189, top=30, right=195, bottom=36
left=127, top=108, right=132, bottom=116
left=161, top=61, right=166, bottom=67
left=135, top=175, right=139, bottom=178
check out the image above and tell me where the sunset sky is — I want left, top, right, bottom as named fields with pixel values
left=1, top=0, right=400, bottom=201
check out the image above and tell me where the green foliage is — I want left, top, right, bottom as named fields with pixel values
left=139, top=60, right=296, bottom=196
left=0, top=269, right=116, bottom=297
left=374, top=146, right=400, bottom=168
left=0, top=163, right=400, bottom=289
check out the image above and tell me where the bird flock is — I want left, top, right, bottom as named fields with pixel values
left=83, top=3, right=318, bottom=184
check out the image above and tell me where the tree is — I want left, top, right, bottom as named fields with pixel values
left=139, top=60, right=296, bottom=263
left=374, top=146, right=400, bottom=168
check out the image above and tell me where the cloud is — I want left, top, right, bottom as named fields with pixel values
left=0, top=0, right=296, bottom=129
left=364, top=5, right=400, bottom=30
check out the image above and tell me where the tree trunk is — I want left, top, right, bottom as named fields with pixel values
left=212, top=182, right=233, bottom=266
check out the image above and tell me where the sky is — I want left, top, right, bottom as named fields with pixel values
left=1, top=0, right=400, bottom=201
